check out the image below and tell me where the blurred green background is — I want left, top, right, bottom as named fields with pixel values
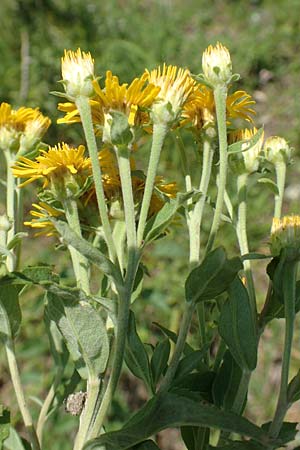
left=1, top=0, right=300, bottom=449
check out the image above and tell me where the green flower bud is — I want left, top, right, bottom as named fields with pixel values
left=264, top=136, right=291, bottom=165
left=202, top=42, right=232, bottom=87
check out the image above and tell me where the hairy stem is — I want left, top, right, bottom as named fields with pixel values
left=206, top=85, right=228, bottom=253
left=274, top=161, right=286, bottom=219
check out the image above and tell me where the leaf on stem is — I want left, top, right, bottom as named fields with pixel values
left=219, top=277, right=257, bottom=371
left=83, top=392, right=271, bottom=450
left=185, top=247, right=242, bottom=304
left=0, top=285, right=22, bottom=341
left=45, top=291, right=109, bottom=379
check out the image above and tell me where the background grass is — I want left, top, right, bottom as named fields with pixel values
left=1, top=1, right=300, bottom=448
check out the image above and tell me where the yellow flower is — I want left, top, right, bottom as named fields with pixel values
left=145, top=64, right=196, bottom=124
left=229, top=127, right=264, bottom=174
left=133, top=175, right=177, bottom=217
left=61, top=48, right=95, bottom=99
left=58, top=71, right=160, bottom=139
left=181, top=85, right=255, bottom=129
left=0, top=102, right=50, bottom=152
left=264, top=136, right=291, bottom=165
left=202, top=42, right=232, bottom=87
left=12, top=143, right=91, bottom=188
left=271, top=215, right=300, bottom=255
left=24, top=202, right=63, bottom=237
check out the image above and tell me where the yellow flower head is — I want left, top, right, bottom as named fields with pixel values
left=24, top=202, right=63, bottom=237
left=264, top=136, right=291, bottom=165
left=271, top=215, right=300, bottom=255
left=145, top=64, right=196, bottom=124
left=229, top=127, right=264, bottom=174
left=202, top=42, right=232, bottom=87
left=181, top=86, right=255, bottom=130
left=12, top=142, right=91, bottom=189
left=0, top=102, right=50, bottom=152
left=61, top=48, right=95, bottom=99
left=133, top=175, right=177, bottom=217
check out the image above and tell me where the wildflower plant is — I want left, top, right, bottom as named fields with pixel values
left=0, top=42, right=299, bottom=450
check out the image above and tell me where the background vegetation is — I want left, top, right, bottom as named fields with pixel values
left=1, top=1, right=300, bottom=449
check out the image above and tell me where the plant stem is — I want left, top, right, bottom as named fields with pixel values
left=75, top=96, right=116, bottom=261
left=137, top=123, right=168, bottom=247
left=231, top=370, right=251, bottom=414
left=89, top=248, right=139, bottom=438
left=73, top=377, right=101, bottom=450
left=115, top=146, right=137, bottom=249
left=269, top=260, right=297, bottom=438
left=274, top=162, right=286, bottom=219
left=63, top=197, right=90, bottom=294
left=206, top=85, right=228, bottom=254
left=236, top=173, right=257, bottom=318
left=37, top=367, right=64, bottom=446
left=158, top=301, right=195, bottom=393
left=189, top=137, right=214, bottom=264
left=4, top=151, right=16, bottom=271
left=176, top=131, right=192, bottom=227
left=5, top=339, right=41, bottom=450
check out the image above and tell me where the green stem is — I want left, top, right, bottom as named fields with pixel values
left=37, top=366, right=64, bottom=446
left=236, top=173, right=257, bottom=317
left=176, top=131, right=192, bottom=227
left=5, top=151, right=16, bottom=271
left=115, top=147, right=137, bottom=249
left=89, top=248, right=140, bottom=438
left=197, top=303, right=208, bottom=365
left=15, top=180, right=24, bottom=270
left=189, top=137, right=214, bottom=264
left=274, top=162, right=286, bottom=219
left=112, top=221, right=126, bottom=274
left=63, top=197, right=90, bottom=294
left=213, top=339, right=226, bottom=371
left=75, top=96, right=116, bottom=261
left=231, top=370, right=251, bottom=414
left=269, top=259, right=297, bottom=438
left=137, top=123, right=168, bottom=247
left=158, top=301, right=195, bottom=393
left=73, top=377, right=101, bottom=450
left=205, top=85, right=228, bottom=254
left=5, top=339, right=41, bottom=450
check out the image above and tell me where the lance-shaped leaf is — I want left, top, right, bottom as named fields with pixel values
left=132, top=440, right=160, bottom=450
left=83, top=392, right=271, bottom=450
left=0, top=285, right=22, bottom=341
left=52, top=219, right=123, bottom=289
left=0, top=409, right=10, bottom=446
left=227, top=127, right=264, bottom=155
left=150, top=338, right=170, bottom=386
left=219, top=278, right=258, bottom=371
left=45, top=291, right=109, bottom=379
left=185, top=247, right=242, bottom=304
left=125, top=311, right=153, bottom=392
left=144, top=191, right=198, bottom=244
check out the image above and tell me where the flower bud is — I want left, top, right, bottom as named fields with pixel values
left=61, top=49, right=95, bottom=99
left=19, top=114, right=51, bottom=155
left=264, top=136, right=291, bottom=165
left=202, top=42, right=232, bottom=87
left=229, top=128, right=264, bottom=175
left=271, top=215, right=300, bottom=255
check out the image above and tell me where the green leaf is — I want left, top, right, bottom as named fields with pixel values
left=287, top=370, right=300, bottom=403
left=150, top=338, right=170, bottom=386
left=144, top=191, right=196, bottom=244
left=219, top=278, right=258, bottom=371
left=44, top=306, right=69, bottom=368
left=83, top=392, right=271, bottom=450
left=175, top=347, right=210, bottom=381
left=262, top=421, right=298, bottom=445
left=181, top=426, right=209, bottom=450
left=3, top=427, right=30, bottom=450
left=45, top=291, right=109, bottom=379
left=212, top=350, right=244, bottom=410
left=257, top=178, right=279, bottom=195
left=208, top=442, right=265, bottom=450
left=171, top=372, right=215, bottom=403
left=125, top=311, right=153, bottom=392
left=132, top=440, right=160, bottom=450
left=227, top=127, right=264, bottom=155
left=0, top=285, right=22, bottom=341
left=51, top=219, right=123, bottom=289
left=23, top=265, right=60, bottom=283
left=185, top=248, right=242, bottom=303
left=0, top=409, right=10, bottom=445
left=110, top=111, right=133, bottom=146
left=153, top=322, right=194, bottom=355
left=241, top=253, right=271, bottom=261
